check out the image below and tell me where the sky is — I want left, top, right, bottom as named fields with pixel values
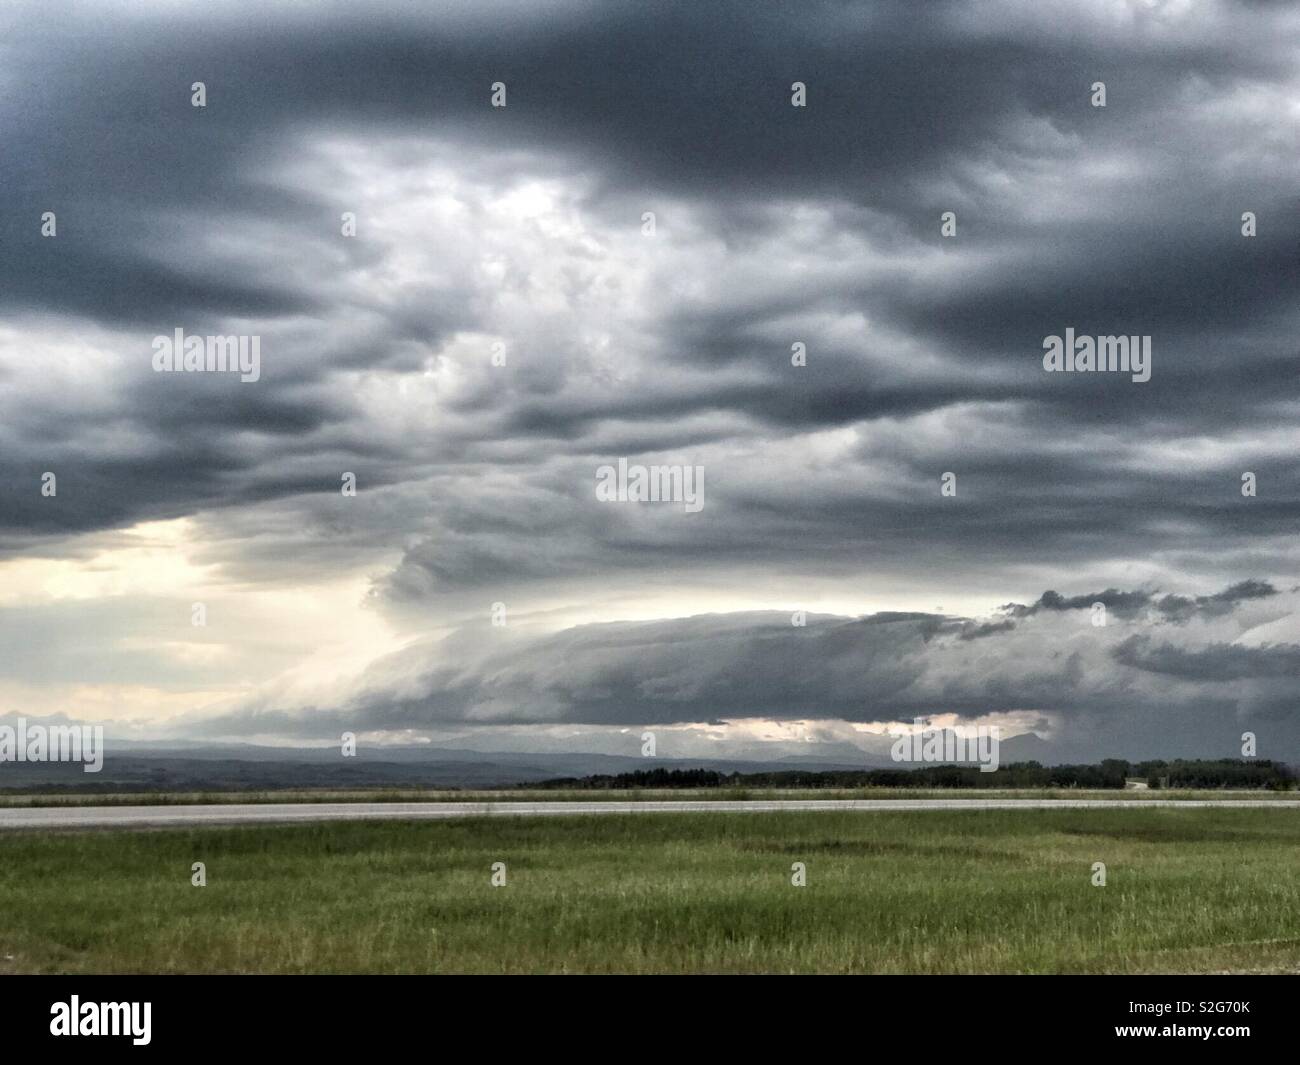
left=0, top=0, right=1298, bottom=764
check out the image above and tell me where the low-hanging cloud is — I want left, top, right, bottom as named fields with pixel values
left=184, top=580, right=1300, bottom=761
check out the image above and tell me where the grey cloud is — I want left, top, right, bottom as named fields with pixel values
left=1004, top=581, right=1279, bottom=622
left=1113, top=636, right=1300, bottom=681
left=959, top=619, right=1017, bottom=641
left=2, top=0, right=1297, bottom=564
left=0, top=1, right=1297, bottom=759
left=187, top=581, right=1300, bottom=763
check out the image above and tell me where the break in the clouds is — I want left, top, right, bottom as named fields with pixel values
left=0, top=1, right=1297, bottom=762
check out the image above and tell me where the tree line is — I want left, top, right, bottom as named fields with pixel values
left=536, top=759, right=1296, bottom=791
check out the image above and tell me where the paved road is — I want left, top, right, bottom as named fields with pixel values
left=1, top=798, right=1298, bottom=829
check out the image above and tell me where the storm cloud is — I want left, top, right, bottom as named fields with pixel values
left=0, top=1, right=1297, bottom=761
left=184, top=580, right=1300, bottom=761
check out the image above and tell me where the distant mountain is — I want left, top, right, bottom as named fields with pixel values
left=0, top=747, right=877, bottom=792
left=3, top=731, right=1257, bottom=793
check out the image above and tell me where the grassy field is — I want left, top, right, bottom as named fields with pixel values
left=1, top=807, right=1298, bottom=974
left=1, top=786, right=1295, bottom=806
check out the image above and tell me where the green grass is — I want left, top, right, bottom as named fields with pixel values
left=2, top=808, right=1298, bottom=973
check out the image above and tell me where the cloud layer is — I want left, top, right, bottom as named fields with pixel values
left=0, top=1, right=1297, bottom=759
left=184, top=579, right=1300, bottom=761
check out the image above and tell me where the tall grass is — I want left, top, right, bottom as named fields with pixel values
left=1, top=808, right=1297, bottom=973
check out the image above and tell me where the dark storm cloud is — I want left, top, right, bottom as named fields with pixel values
left=187, top=579, right=1300, bottom=760
left=1004, top=580, right=1280, bottom=621
left=1148, top=579, right=1281, bottom=622
left=2, top=0, right=1296, bottom=519
left=1, top=1, right=1298, bottom=756
left=959, top=619, right=1017, bottom=641
left=1113, top=635, right=1300, bottom=680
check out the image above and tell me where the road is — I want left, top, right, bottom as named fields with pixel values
left=1, top=798, right=1298, bottom=829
